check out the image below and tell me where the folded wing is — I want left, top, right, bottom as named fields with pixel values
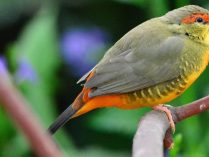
left=78, top=24, right=185, bottom=97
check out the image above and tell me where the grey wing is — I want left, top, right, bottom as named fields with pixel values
left=79, top=35, right=184, bottom=98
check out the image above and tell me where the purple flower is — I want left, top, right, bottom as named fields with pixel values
left=15, top=58, right=38, bottom=84
left=0, top=56, right=8, bottom=76
left=60, top=27, right=110, bottom=77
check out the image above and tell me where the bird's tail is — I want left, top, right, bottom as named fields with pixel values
left=48, top=104, right=76, bottom=134
left=48, top=86, right=125, bottom=134
left=48, top=70, right=126, bottom=134
left=48, top=71, right=97, bottom=134
left=48, top=90, right=86, bottom=134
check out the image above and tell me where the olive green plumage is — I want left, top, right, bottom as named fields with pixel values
left=78, top=5, right=209, bottom=99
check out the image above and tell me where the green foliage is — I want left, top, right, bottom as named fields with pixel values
left=170, top=134, right=182, bottom=157
left=87, top=108, right=149, bottom=135
left=9, top=7, right=60, bottom=125
left=2, top=6, right=76, bottom=157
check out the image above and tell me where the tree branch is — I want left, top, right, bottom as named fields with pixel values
left=174, top=96, right=209, bottom=122
left=132, top=96, right=209, bottom=157
left=0, top=74, right=62, bottom=157
left=133, top=111, right=170, bottom=157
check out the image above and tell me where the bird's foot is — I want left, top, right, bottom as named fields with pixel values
left=152, top=104, right=175, bottom=133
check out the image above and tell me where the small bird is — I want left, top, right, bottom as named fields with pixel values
left=49, top=5, right=209, bottom=134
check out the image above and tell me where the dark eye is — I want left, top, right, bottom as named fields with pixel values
left=196, top=17, right=204, bottom=23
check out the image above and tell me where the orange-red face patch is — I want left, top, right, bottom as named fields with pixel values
left=181, top=13, right=209, bottom=24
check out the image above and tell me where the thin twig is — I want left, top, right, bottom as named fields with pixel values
left=132, top=96, right=209, bottom=157
left=174, top=96, right=209, bottom=122
left=0, top=74, right=62, bottom=157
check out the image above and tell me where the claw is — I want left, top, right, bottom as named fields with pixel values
left=153, top=105, right=175, bottom=133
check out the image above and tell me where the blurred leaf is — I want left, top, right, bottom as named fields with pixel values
left=148, top=0, right=169, bottom=17
left=1, top=134, right=29, bottom=157
left=0, top=0, right=41, bottom=28
left=114, top=0, right=146, bottom=7
left=0, top=107, right=15, bottom=145
left=87, top=108, right=149, bottom=136
left=54, top=131, right=79, bottom=157
left=115, top=0, right=169, bottom=17
left=169, top=134, right=182, bottom=157
left=7, top=6, right=77, bottom=157
left=8, top=7, right=60, bottom=125
left=175, top=0, right=191, bottom=7
left=77, top=146, right=129, bottom=157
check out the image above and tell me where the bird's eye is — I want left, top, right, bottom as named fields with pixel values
left=196, top=17, right=204, bottom=23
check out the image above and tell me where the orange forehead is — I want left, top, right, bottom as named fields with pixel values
left=181, top=13, right=209, bottom=24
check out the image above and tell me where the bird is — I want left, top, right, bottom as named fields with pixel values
left=49, top=5, right=209, bottom=134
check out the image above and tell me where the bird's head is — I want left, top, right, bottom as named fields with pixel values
left=162, top=5, right=209, bottom=44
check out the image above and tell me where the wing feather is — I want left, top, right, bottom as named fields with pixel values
left=78, top=20, right=185, bottom=97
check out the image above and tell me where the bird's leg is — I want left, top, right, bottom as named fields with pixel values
left=152, top=104, right=175, bottom=133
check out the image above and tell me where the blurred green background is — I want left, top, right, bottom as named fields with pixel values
left=0, top=0, right=209, bottom=157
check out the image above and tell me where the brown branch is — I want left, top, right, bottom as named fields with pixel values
left=0, top=74, right=62, bottom=157
left=174, top=96, right=209, bottom=122
left=132, top=96, right=209, bottom=157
